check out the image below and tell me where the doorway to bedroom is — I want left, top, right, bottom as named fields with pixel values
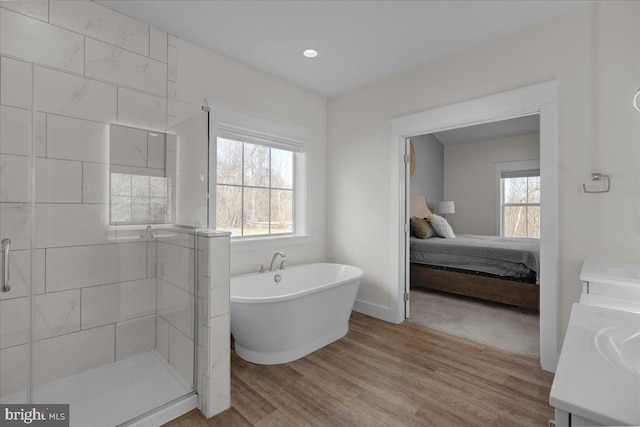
left=406, top=115, right=541, bottom=359
left=389, top=81, right=559, bottom=372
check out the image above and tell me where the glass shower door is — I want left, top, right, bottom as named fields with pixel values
left=0, top=60, right=34, bottom=405
left=21, top=76, right=205, bottom=426
left=0, top=57, right=209, bottom=425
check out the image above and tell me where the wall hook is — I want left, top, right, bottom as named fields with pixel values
left=583, top=173, right=610, bottom=194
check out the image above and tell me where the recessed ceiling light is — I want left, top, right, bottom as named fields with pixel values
left=303, top=49, right=318, bottom=58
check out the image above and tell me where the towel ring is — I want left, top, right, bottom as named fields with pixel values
left=583, top=173, right=610, bottom=194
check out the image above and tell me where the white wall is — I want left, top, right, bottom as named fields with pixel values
left=410, top=134, right=443, bottom=210
left=169, top=36, right=327, bottom=276
left=327, top=1, right=640, bottom=344
left=444, top=133, right=540, bottom=235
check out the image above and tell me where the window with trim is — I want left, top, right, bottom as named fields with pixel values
left=216, top=138, right=293, bottom=236
left=211, top=104, right=309, bottom=247
left=500, top=169, right=540, bottom=238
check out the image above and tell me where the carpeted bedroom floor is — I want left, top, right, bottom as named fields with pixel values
left=407, top=288, right=540, bottom=359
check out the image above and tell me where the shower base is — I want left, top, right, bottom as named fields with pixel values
left=3, top=351, right=195, bottom=427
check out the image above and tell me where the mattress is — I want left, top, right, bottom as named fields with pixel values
left=410, top=234, right=540, bottom=283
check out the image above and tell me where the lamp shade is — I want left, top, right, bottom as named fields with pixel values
left=438, top=201, right=455, bottom=215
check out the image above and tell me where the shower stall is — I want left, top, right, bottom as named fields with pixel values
left=0, top=61, right=215, bottom=426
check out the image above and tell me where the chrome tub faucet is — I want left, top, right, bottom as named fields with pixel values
left=269, top=252, right=286, bottom=272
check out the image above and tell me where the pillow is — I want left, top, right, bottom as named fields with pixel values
left=427, top=214, right=455, bottom=239
left=410, top=216, right=437, bottom=239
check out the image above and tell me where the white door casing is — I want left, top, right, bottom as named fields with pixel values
left=388, top=81, right=559, bottom=372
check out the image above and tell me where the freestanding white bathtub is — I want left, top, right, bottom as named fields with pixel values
left=230, top=263, right=363, bottom=365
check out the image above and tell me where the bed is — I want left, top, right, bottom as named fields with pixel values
left=410, top=234, right=540, bottom=310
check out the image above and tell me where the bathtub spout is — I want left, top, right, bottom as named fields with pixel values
left=269, top=252, right=286, bottom=271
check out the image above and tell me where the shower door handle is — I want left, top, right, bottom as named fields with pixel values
left=1, top=238, right=11, bottom=292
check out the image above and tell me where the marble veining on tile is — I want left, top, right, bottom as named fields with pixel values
left=0, top=57, right=33, bottom=110
left=85, top=38, right=167, bottom=97
left=168, top=46, right=178, bottom=83
left=110, top=124, right=148, bottom=167
left=36, top=158, right=83, bottom=203
left=0, top=0, right=49, bottom=21
left=46, top=114, right=109, bottom=163
left=82, top=162, right=109, bottom=204
left=81, top=278, right=157, bottom=329
left=156, top=315, right=170, bottom=361
left=168, top=324, right=194, bottom=387
left=46, top=242, right=148, bottom=292
left=0, top=0, right=230, bottom=417
left=35, top=67, right=117, bottom=124
left=0, top=249, right=45, bottom=301
left=0, top=297, right=29, bottom=349
left=158, top=279, right=194, bottom=339
left=157, top=241, right=195, bottom=294
left=49, top=0, right=150, bottom=56
left=168, top=81, right=178, bottom=99
left=150, top=27, right=168, bottom=63
left=32, top=324, right=115, bottom=386
left=0, top=344, right=29, bottom=398
left=0, top=203, right=29, bottom=251
left=207, top=313, right=231, bottom=416
left=0, top=8, right=85, bottom=74
left=0, top=154, right=28, bottom=203
left=34, top=290, right=82, bottom=341
left=117, top=88, right=167, bottom=131
left=35, top=203, right=110, bottom=249
left=115, top=315, right=156, bottom=361
left=1, top=111, right=50, bottom=161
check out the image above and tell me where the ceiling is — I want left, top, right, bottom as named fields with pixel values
left=98, top=1, right=590, bottom=98
left=432, top=115, right=540, bottom=146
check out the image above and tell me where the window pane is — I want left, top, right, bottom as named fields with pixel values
left=243, top=143, right=269, bottom=187
left=111, top=195, right=131, bottom=223
left=111, top=173, right=131, bottom=196
left=217, top=138, right=243, bottom=185
left=132, top=175, right=150, bottom=197
left=503, top=206, right=526, bottom=237
left=150, top=198, right=167, bottom=223
left=527, top=206, right=540, bottom=238
left=271, top=190, right=293, bottom=234
left=271, top=149, right=293, bottom=190
left=243, top=187, right=269, bottom=236
left=132, top=197, right=149, bottom=222
left=150, top=176, right=167, bottom=197
left=527, top=176, right=540, bottom=203
left=503, top=177, right=528, bottom=204
left=216, top=184, right=242, bottom=236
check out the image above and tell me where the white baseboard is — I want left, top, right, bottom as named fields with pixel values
left=353, top=299, right=400, bottom=324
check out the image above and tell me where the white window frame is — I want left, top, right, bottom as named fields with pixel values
left=495, top=159, right=540, bottom=237
left=207, top=102, right=311, bottom=251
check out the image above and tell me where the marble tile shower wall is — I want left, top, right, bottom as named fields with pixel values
left=0, top=0, right=183, bottom=397
left=156, top=228, right=196, bottom=387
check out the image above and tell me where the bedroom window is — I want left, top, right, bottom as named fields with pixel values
left=500, top=169, right=540, bottom=238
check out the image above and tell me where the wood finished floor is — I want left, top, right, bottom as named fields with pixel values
left=163, top=312, right=554, bottom=426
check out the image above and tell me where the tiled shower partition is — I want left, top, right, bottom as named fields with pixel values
left=0, top=0, right=231, bottom=420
